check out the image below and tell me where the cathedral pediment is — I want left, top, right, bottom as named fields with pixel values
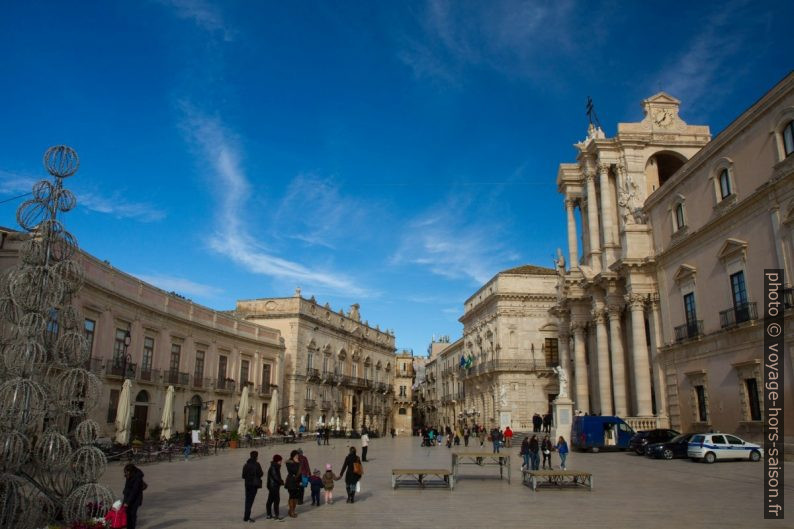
left=717, top=238, right=748, bottom=263
left=643, top=92, right=681, bottom=106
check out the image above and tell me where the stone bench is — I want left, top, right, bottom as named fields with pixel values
left=392, top=469, right=454, bottom=490
left=522, top=469, right=593, bottom=491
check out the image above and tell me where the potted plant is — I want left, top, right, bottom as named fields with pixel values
left=229, top=431, right=240, bottom=449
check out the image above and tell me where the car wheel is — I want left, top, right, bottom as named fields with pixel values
left=750, top=450, right=761, bottom=462
left=704, top=452, right=716, bottom=464
left=591, top=447, right=600, bottom=453
left=634, top=447, right=645, bottom=456
left=663, top=448, right=674, bottom=460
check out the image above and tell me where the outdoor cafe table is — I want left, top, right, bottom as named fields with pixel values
left=451, top=451, right=511, bottom=484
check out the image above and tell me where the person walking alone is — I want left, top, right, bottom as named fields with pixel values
left=504, top=426, right=513, bottom=448
left=265, top=454, right=284, bottom=521
left=556, top=436, right=569, bottom=470
left=463, top=427, right=470, bottom=447
left=360, top=430, right=369, bottom=462
left=478, top=428, right=486, bottom=447
left=183, top=430, right=192, bottom=461
left=122, top=464, right=145, bottom=529
left=519, top=436, right=530, bottom=471
left=340, top=447, right=363, bottom=503
left=242, top=451, right=263, bottom=522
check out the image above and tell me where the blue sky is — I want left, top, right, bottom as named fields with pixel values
left=0, top=1, right=790, bottom=356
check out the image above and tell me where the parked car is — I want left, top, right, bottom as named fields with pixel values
left=571, top=416, right=635, bottom=452
left=645, top=433, right=696, bottom=460
left=687, top=433, right=763, bottom=463
left=629, top=428, right=680, bottom=455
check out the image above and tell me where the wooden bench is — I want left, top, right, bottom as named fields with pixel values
left=522, top=469, right=593, bottom=491
left=392, top=469, right=454, bottom=490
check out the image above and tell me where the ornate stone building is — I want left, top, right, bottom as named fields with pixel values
left=553, top=92, right=711, bottom=429
left=391, top=350, right=415, bottom=435
left=644, top=73, right=794, bottom=446
left=460, top=265, right=558, bottom=430
left=553, top=76, right=793, bottom=448
left=234, top=293, right=397, bottom=434
left=0, top=228, right=285, bottom=441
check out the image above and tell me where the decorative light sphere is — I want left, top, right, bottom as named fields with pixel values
left=15, top=199, right=49, bottom=233
left=0, top=473, right=53, bottom=529
left=55, top=330, right=90, bottom=366
left=43, top=145, right=79, bottom=178
left=74, top=419, right=101, bottom=445
left=56, top=368, right=101, bottom=415
left=64, top=482, right=113, bottom=522
left=0, top=377, right=48, bottom=429
left=70, top=446, right=107, bottom=483
left=2, top=339, right=46, bottom=376
left=0, top=430, right=31, bottom=472
left=33, top=429, right=71, bottom=471
left=53, top=187, right=77, bottom=213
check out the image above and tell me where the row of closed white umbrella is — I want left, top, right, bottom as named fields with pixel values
left=113, top=383, right=253, bottom=443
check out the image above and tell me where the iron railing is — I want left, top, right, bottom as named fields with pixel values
left=215, top=378, right=236, bottom=393
left=304, top=399, right=316, bottom=410
left=719, top=302, right=757, bottom=328
left=164, top=370, right=189, bottom=386
left=138, top=368, right=161, bottom=384
left=674, top=320, right=703, bottom=342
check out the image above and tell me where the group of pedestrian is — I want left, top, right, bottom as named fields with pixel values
left=532, top=412, right=553, bottom=433
left=520, top=435, right=569, bottom=471
left=240, top=446, right=364, bottom=522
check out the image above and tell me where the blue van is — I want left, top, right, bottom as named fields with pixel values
left=571, top=416, right=635, bottom=452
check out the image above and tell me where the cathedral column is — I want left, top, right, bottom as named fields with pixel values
left=571, top=323, right=589, bottom=413
left=359, top=395, right=366, bottom=430
left=565, top=198, right=579, bottom=269
left=592, top=307, right=613, bottom=415
left=626, top=294, right=653, bottom=416
left=585, top=172, right=602, bottom=273
left=648, top=297, right=668, bottom=418
left=607, top=304, right=628, bottom=417
left=598, top=163, right=618, bottom=266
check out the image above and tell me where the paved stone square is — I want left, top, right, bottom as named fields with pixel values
left=99, top=436, right=793, bottom=529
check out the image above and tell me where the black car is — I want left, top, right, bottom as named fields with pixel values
left=646, top=433, right=697, bottom=460
left=629, top=428, right=679, bottom=455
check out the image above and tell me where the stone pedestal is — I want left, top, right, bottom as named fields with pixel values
left=552, top=395, right=574, bottom=444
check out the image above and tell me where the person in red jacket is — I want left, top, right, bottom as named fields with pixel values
left=504, top=426, right=514, bottom=447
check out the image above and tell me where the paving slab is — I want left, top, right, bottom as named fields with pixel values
left=98, top=436, right=794, bottom=529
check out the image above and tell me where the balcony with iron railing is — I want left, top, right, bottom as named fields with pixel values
left=334, top=400, right=344, bottom=412
left=105, top=360, right=136, bottom=379
left=258, top=383, right=272, bottom=397
left=674, top=320, right=703, bottom=342
left=138, top=368, right=161, bottom=385
left=191, top=376, right=210, bottom=390
left=719, top=302, right=758, bottom=329
left=784, top=287, right=794, bottom=310
left=306, top=367, right=320, bottom=381
left=320, top=400, right=331, bottom=410
left=304, top=399, right=316, bottom=410
left=215, top=378, right=236, bottom=393
left=164, top=370, right=189, bottom=387
left=87, top=357, right=104, bottom=374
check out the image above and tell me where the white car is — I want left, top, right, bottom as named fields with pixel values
left=687, top=433, right=763, bottom=463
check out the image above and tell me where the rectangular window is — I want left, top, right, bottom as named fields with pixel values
left=142, top=337, right=154, bottom=373
left=675, top=203, right=685, bottom=230
left=398, top=407, right=407, bottom=415
left=306, top=386, right=312, bottom=400
left=194, top=350, right=205, bottom=382
left=719, top=169, right=731, bottom=198
left=218, top=355, right=228, bottom=380
left=544, top=338, right=559, bottom=367
left=322, top=356, right=329, bottom=375
left=730, top=271, right=748, bottom=308
left=216, top=399, right=224, bottom=424
left=240, top=359, right=250, bottom=384
left=784, top=121, right=794, bottom=157
left=695, top=385, right=708, bottom=422
left=683, top=293, right=696, bottom=323
left=84, top=319, right=96, bottom=357
left=262, top=364, right=271, bottom=386
left=307, top=352, right=313, bottom=370
left=113, top=328, right=128, bottom=364
left=745, top=378, right=761, bottom=421
left=169, top=344, right=181, bottom=372
left=352, top=363, right=358, bottom=377
left=107, top=389, right=120, bottom=423
left=261, top=402, right=268, bottom=425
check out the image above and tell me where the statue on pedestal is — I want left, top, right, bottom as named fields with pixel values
left=553, top=365, right=569, bottom=399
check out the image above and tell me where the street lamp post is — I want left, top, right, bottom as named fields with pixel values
left=119, top=330, right=133, bottom=381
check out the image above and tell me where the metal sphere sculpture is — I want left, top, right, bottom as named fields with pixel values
left=0, top=146, right=110, bottom=527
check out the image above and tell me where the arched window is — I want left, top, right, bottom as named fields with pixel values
left=135, top=390, right=149, bottom=403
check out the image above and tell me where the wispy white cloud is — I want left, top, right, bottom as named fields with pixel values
left=397, top=0, right=577, bottom=84
left=391, top=192, right=520, bottom=284
left=135, top=273, right=224, bottom=299
left=0, top=170, right=165, bottom=222
left=157, top=0, right=235, bottom=41
left=650, top=0, right=763, bottom=115
left=180, top=107, right=367, bottom=296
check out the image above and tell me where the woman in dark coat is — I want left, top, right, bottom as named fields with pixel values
left=529, top=434, right=540, bottom=471
left=122, top=464, right=145, bottom=529
left=242, top=450, right=264, bottom=522
left=285, top=450, right=302, bottom=517
left=339, top=447, right=362, bottom=503
left=266, top=454, right=284, bottom=520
